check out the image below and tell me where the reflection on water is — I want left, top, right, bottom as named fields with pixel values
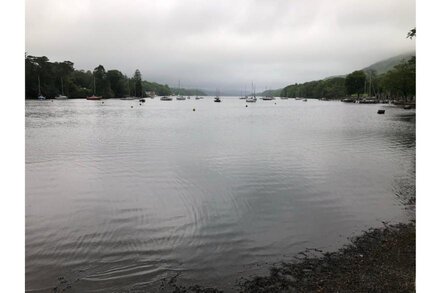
left=26, top=98, right=415, bottom=292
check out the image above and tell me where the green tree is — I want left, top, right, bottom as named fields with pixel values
left=93, top=65, right=113, bottom=97
left=381, top=57, right=415, bottom=101
left=345, top=70, right=366, bottom=98
left=106, top=70, right=127, bottom=97
left=133, top=69, right=143, bottom=97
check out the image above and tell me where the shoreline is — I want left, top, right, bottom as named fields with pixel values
left=162, top=222, right=415, bottom=292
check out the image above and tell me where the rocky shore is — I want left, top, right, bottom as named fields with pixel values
left=164, top=222, right=415, bottom=293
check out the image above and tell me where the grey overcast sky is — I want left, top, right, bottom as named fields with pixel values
left=26, top=0, right=415, bottom=92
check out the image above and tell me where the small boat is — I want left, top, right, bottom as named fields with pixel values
left=214, top=89, right=221, bottom=102
left=195, top=96, right=201, bottom=100
left=139, top=98, right=146, bottom=103
left=37, top=75, right=46, bottom=100
left=403, top=105, right=412, bottom=110
left=145, top=91, right=155, bottom=98
left=303, top=99, right=307, bottom=102
left=377, top=109, right=385, bottom=114
left=187, top=96, right=191, bottom=99
left=262, top=88, right=275, bottom=100
left=160, top=96, right=173, bottom=101
left=342, top=98, right=355, bottom=103
left=87, top=95, right=102, bottom=100
left=87, top=77, right=102, bottom=100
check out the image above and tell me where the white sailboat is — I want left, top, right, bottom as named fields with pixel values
left=246, top=82, right=257, bottom=102
left=37, top=75, right=46, bottom=100
left=176, top=80, right=186, bottom=100
left=121, top=79, right=136, bottom=100
left=240, top=86, right=248, bottom=99
left=55, top=77, right=68, bottom=99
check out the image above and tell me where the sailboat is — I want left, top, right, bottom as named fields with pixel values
left=214, top=89, right=221, bottom=102
left=55, top=78, right=68, bottom=99
left=262, top=87, right=274, bottom=100
left=86, top=77, right=102, bottom=100
left=240, top=86, right=248, bottom=99
left=37, top=75, right=46, bottom=100
left=246, top=82, right=257, bottom=102
left=176, top=80, right=186, bottom=100
left=120, top=79, right=136, bottom=100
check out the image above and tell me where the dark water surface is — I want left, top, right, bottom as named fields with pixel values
left=26, top=98, right=415, bottom=292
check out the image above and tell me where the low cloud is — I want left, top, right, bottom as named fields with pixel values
left=26, top=0, right=415, bottom=91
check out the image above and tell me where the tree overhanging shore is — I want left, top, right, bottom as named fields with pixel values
left=163, top=222, right=415, bottom=293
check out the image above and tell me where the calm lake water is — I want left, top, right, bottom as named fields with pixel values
left=26, top=98, right=415, bottom=292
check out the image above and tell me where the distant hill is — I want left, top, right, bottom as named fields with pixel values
left=362, top=52, right=415, bottom=74
left=257, top=89, right=283, bottom=97
left=171, top=88, right=207, bottom=96
left=323, top=52, right=416, bottom=80
left=279, top=51, right=416, bottom=99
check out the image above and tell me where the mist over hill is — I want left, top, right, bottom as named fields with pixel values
left=362, top=51, right=415, bottom=74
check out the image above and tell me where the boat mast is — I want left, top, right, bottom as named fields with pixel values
left=38, top=75, right=41, bottom=96
left=369, top=72, right=372, bottom=97
left=128, top=79, right=130, bottom=96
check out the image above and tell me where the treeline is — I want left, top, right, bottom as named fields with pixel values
left=25, top=55, right=173, bottom=98
left=280, top=56, right=416, bottom=100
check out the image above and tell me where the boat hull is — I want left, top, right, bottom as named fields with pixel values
left=86, top=96, right=102, bottom=100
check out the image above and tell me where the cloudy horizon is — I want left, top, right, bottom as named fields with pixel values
left=26, top=0, right=415, bottom=92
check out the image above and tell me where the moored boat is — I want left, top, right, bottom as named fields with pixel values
left=55, top=78, right=68, bottom=99
left=86, top=77, right=102, bottom=100
left=214, top=89, right=221, bottom=102
left=246, top=82, right=257, bottom=102
left=37, top=75, right=46, bottom=100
